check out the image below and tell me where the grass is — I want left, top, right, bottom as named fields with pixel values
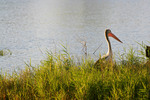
left=0, top=46, right=149, bottom=100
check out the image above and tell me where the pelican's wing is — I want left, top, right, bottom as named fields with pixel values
left=94, top=55, right=108, bottom=66
left=101, top=55, right=109, bottom=60
left=94, top=58, right=101, bottom=67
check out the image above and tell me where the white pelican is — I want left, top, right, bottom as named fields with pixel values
left=94, top=29, right=123, bottom=66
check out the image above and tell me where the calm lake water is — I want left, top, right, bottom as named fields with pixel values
left=0, top=0, right=150, bottom=72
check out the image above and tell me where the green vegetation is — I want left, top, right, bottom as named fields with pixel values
left=0, top=50, right=4, bottom=56
left=0, top=49, right=12, bottom=56
left=0, top=46, right=149, bottom=100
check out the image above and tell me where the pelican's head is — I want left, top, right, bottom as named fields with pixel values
left=105, top=29, right=123, bottom=43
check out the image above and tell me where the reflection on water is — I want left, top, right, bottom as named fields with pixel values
left=0, top=0, right=150, bottom=72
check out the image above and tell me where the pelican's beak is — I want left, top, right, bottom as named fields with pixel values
left=108, top=33, right=123, bottom=43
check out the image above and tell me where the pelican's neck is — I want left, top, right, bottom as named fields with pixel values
left=106, top=36, right=112, bottom=57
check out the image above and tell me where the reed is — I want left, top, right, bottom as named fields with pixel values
left=0, top=46, right=149, bottom=99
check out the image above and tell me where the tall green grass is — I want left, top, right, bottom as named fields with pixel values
left=0, top=46, right=149, bottom=99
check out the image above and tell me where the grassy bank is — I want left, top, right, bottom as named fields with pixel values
left=0, top=48, right=149, bottom=99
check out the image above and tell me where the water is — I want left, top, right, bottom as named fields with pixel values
left=0, top=0, right=150, bottom=73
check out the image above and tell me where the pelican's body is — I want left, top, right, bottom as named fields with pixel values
left=94, top=29, right=122, bottom=66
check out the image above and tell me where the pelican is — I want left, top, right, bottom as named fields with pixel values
left=94, top=29, right=123, bottom=66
